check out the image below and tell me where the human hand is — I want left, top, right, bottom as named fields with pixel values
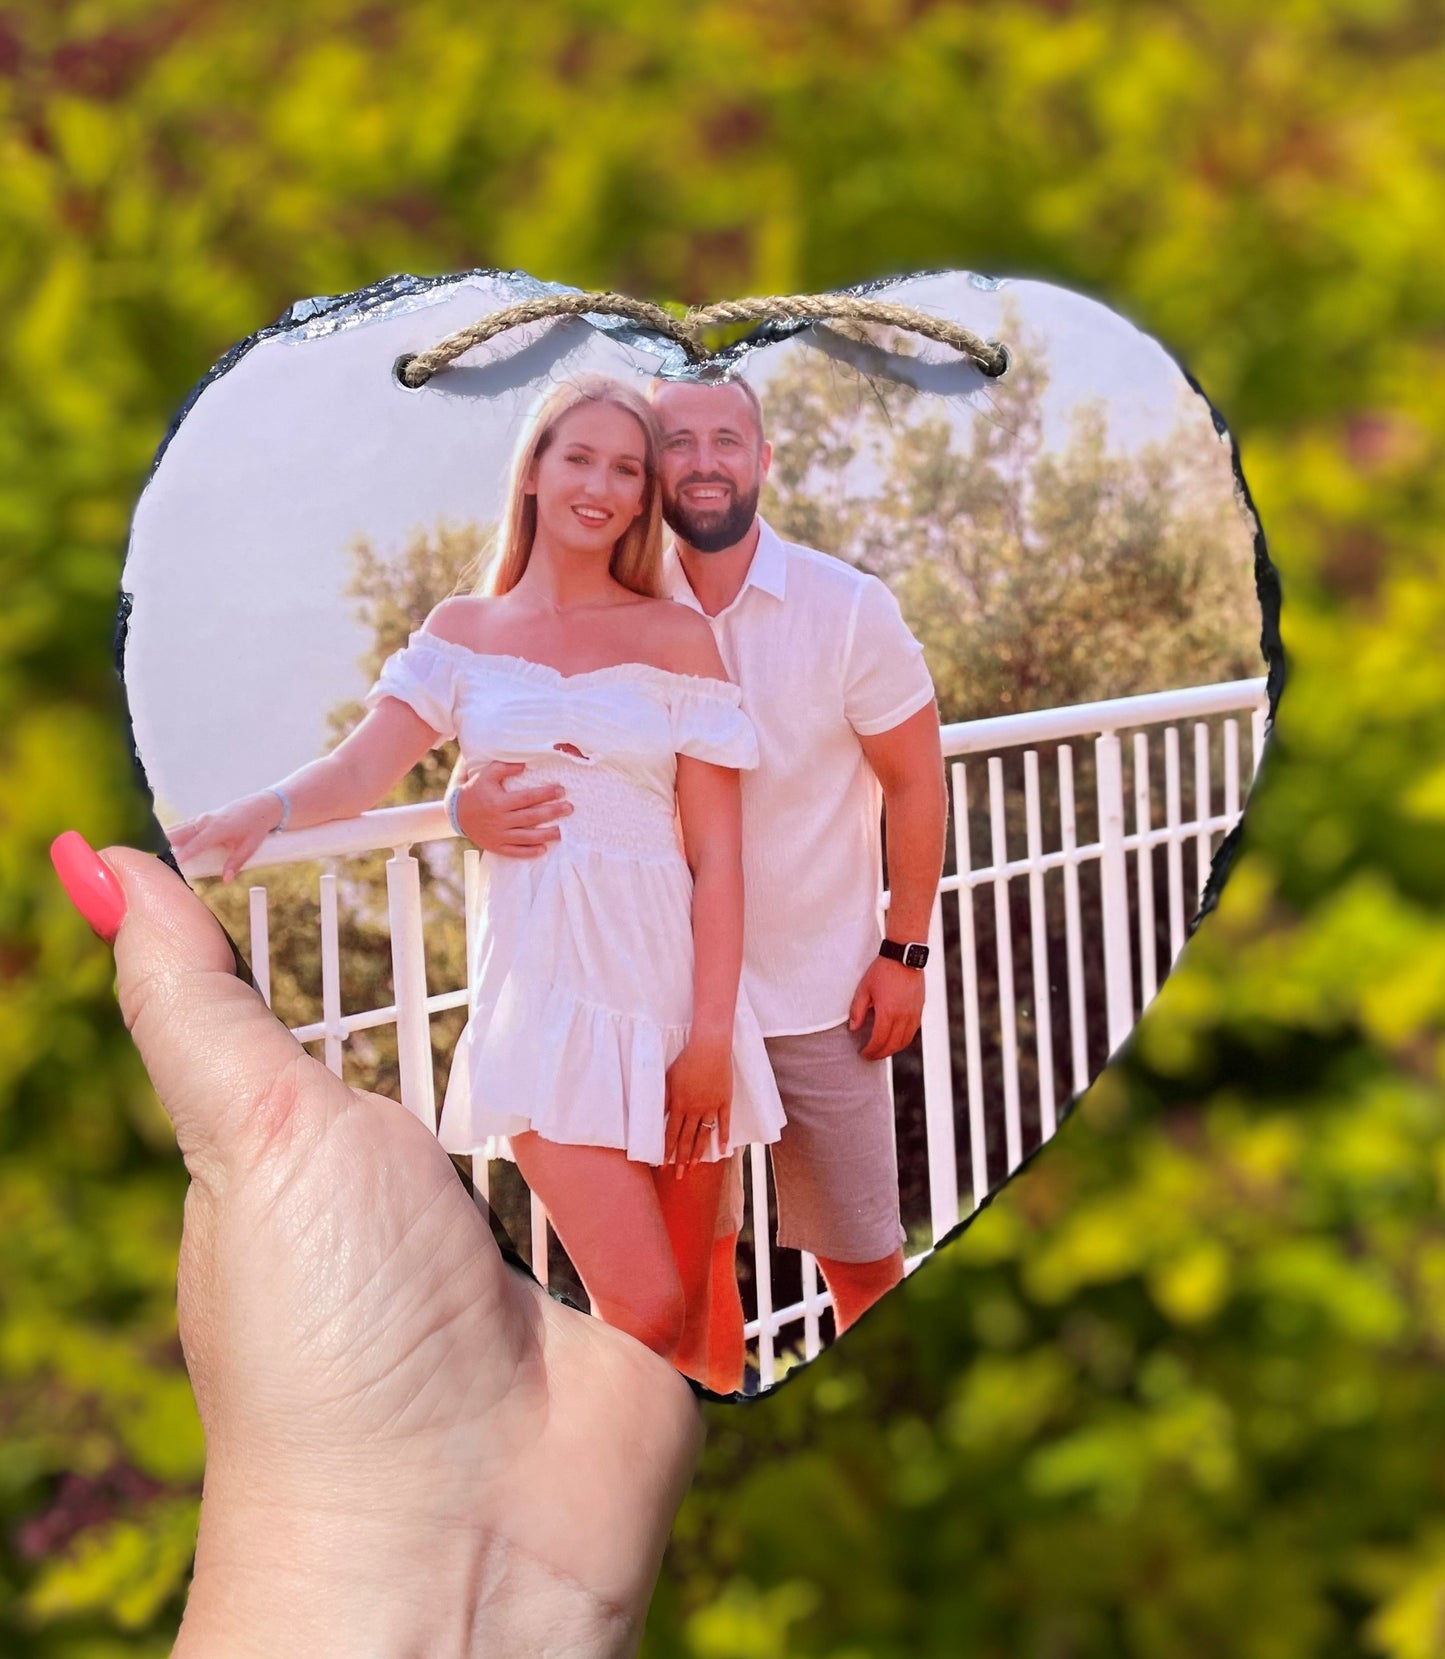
left=166, top=791, right=284, bottom=882
left=452, top=760, right=572, bottom=857
left=664, top=1037, right=732, bottom=1175
left=50, top=835, right=701, bottom=1659
left=848, top=955, right=926, bottom=1060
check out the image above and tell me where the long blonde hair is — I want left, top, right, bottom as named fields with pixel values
left=480, top=374, right=664, bottom=599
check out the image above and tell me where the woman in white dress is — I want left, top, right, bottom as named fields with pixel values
left=167, top=374, right=784, bottom=1380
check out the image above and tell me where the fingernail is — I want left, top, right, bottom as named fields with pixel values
left=51, top=832, right=127, bottom=943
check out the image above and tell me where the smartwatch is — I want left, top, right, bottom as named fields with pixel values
left=879, top=938, right=929, bottom=970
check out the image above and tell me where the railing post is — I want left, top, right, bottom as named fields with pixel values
left=1058, top=746, right=1090, bottom=1095
left=1094, top=732, right=1135, bottom=1051
left=1022, top=750, right=1057, bottom=1139
left=387, top=845, right=437, bottom=1129
left=988, top=756, right=1023, bottom=1176
left=319, top=865, right=343, bottom=1075
left=800, top=1253, right=824, bottom=1360
left=462, top=847, right=489, bottom=1209
left=530, top=1192, right=550, bottom=1288
left=248, top=886, right=272, bottom=1008
left=750, top=1142, right=776, bottom=1387
left=952, top=761, right=989, bottom=1211
left=920, top=893, right=959, bottom=1242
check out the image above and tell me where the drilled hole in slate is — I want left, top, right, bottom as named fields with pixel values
left=983, top=340, right=1011, bottom=378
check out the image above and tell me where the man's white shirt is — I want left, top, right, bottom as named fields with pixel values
left=663, top=518, right=938, bottom=1037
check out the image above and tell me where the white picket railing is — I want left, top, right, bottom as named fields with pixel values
left=182, top=675, right=1270, bottom=1385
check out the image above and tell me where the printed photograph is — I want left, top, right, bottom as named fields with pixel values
left=123, top=273, right=1268, bottom=1392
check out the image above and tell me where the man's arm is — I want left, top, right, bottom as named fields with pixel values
left=849, top=702, right=948, bottom=1061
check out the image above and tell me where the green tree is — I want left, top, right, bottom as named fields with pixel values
left=760, top=317, right=1261, bottom=726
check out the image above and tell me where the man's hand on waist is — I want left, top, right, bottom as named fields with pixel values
left=450, top=760, right=572, bottom=857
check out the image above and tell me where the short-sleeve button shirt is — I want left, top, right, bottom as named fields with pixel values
left=663, top=518, right=938, bottom=1036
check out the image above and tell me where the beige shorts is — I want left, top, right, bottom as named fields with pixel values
left=720, top=1020, right=905, bottom=1265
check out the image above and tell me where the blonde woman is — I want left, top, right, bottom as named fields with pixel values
left=168, top=374, right=784, bottom=1378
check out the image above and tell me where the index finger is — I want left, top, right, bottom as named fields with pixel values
left=860, top=1014, right=895, bottom=1062
left=171, top=820, right=221, bottom=859
left=848, top=981, right=871, bottom=1032
left=673, top=1112, right=703, bottom=1176
left=504, top=784, right=569, bottom=813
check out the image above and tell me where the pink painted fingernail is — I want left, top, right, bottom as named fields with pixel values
left=51, top=832, right=127, bottom=943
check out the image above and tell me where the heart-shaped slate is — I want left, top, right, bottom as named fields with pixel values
left=120, top=269, right=1281, bottom=1396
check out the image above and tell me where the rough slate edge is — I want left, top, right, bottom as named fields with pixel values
left=110, top=269, right=654, bottom=1294
left=688, top=277, right=1286, bottom=1404
left=108, top=268, right=1285, bottom=1404
left=114, top=266, right=684, bottom=829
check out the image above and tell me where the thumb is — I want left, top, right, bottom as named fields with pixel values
left=848, top=976, right=872, bottom=1032
left=486, top=760, right=526, bottom=779
left=101, top=846, right=344, bottom=1182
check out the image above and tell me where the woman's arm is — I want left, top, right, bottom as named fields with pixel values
left=258, top=700, right=443, bottom=832
left=167, top=700, right=442, bottom=881
left=657, top=603, right=749, bottom=1168
left=667, top=753, right=746, bottom=1169
left=677, top=756, right=746, bottom=1045
left=169, top=604, right=475, bottom=880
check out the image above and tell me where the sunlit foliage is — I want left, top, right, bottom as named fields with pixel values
left=2, top=3, right=1443, bottom=1655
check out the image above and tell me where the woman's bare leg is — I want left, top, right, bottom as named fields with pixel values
left=705, top=1230, right=746, bottom=1394
left=654, top=1159, right=739, bottom=1390
left=511, top=1134, right=685, bottom=1360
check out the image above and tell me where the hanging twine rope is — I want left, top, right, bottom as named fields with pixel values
left=688, top=295, right=1008, bottom=374
left=398, top=289, right=1009, bottom=387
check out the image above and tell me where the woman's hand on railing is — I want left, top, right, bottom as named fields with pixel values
left=50, top=839, right=703, bottom=1659
left=167, top=791, right=285, bottom=882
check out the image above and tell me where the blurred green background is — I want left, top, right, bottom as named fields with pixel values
left=2, top=3, right=1443, bottom=1655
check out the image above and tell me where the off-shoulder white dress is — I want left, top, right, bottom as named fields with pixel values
left=365, top=633, right=785, bottom=1166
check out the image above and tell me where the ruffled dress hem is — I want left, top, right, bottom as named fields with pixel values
left=437, top=977, right=783, bottom=1167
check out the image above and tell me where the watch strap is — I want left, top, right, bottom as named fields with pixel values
left=879, top=938, right=929, bottom=969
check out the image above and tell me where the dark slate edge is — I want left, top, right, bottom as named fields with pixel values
left=116, top=272, right=526, bottom=854
left=144, top=269, right=542, bottom=478
left=115, top=270, right=606, bottom=843
left=110, top=270, right=1281, bottom=1404
left=1183, top=365, right=1286, bottom=933
left=695, top=307, right=1286, bottom=1408
left=113, top=268, right=654, bottom=1313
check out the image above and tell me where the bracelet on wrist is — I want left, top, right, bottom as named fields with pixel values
left=266, top=787, right=293, bottom=832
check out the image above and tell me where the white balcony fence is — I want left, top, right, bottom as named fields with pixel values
left=183, top=676, right=1270, bottom=1386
